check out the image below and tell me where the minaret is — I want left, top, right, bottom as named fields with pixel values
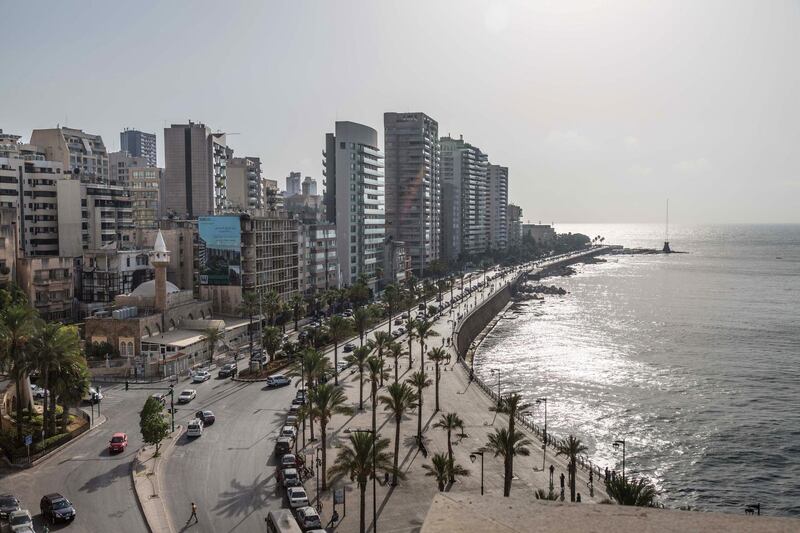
left=150, top=230, right=171, bottom=313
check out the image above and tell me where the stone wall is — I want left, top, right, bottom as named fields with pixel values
left=455, top=273, right=523, bottom=359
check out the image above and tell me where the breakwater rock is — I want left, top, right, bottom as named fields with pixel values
left=522, top=284, right=568, bottom=296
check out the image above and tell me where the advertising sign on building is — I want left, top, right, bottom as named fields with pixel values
left=198, top=216, right=242, bottom=285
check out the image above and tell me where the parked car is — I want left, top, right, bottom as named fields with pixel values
left=418, top=303, right=426, bottom=311
left=291, top=397, right=305, bottom=407
left=108, top=432, right=128, bottom=453
left=218, top=363, right=237, bottom=378
left=195, top=410, right=215, bottom=425
left=186, top=418, right=204, bottom=438
left=295, top=389, right=307, bottom=401
left=266, top=374, right=291, bottom=388
left=178, top=389, right=197, bottom=403
left=286, top=486, right=309, bottom=509
left=251, top=353, right=268, bottom=365
left=280, top=425, right=297, bottom=440
left=275, top=437, right=293, bottom=457
left=30, top=385, right=47, bottom=400
left=295, top=506, right=322, bottom=529
left=0, top=494, right=20, bottom=520
left=394, top=318, right=403, bottom=325
left=8, top=509, right=32, bottom=532
left=280, top=453, right=298, bottom=469
left=40, top=493, right=76, bottom=524
left=282, top=468, right=301, bottom=488
left=343, top=342, right=356, bottom=353
left=285, top=414, right=299, bottom=427
left=82, top=386, right=103, bottom=403
left=192, top=370, right=211, bottom=383
left=150, top=393, right=167, bottom=406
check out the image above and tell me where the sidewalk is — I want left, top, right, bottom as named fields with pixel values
left=132, top=426, right=182, bottom=533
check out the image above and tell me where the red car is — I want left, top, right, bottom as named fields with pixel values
left=108, top=432, right=128, bottom=453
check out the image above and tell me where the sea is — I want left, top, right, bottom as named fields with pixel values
left=473, top=224, right=800, bottom=516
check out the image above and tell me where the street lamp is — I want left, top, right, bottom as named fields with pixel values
left=613, top=439, right=626, bottom=480
left=536, top=398, right=547, bottom=471
left=489, top=369, right=501, bottom=398
left=315, top=447, right=322, bottom=510
left=469, top=451, right=485, bottom=495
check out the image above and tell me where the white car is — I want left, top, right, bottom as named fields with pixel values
left=177, top=389, right=197, bottom=403
left=31, top=385, right=47, bottom=400
left=295, top=506, right=322, bottom=529
left=280, top=453, right=297, bottom=469
left=266, top=375, right=291, bottom=388
left=282, top=468, right=301, bottom=488
left=192, top=370, right=211, bottom=383
left=8, top=509, right=33, bottom=532
left=286, top=486, right=309, bottom=509
left=186, top=418, right=203, bottom=438
left=280, top=425, right=297, bottom=440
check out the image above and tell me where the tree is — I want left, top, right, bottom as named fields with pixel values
left=484, top=427, right=532, bottom=497
left=260, top=290, right=281, bottom=326
left=492, top=393, right=532, bottom=497
left=605, top=476, right=658, bottom=507
left=366, top=356, right=388, bottom=438
left=309, top=383, right=354, bottom=490
left=433, top=412, right=465, bottom=482
left=406, top=370, right=432, bottom=443
left=379, top=382, right=418, bottom=486
left=371, top=331, right=392, bottom=387
left=289, top=294, right=306, bottom=332
left=423, top=453, right=469, bottom=491
left=0, top=304, right=39, bottom=444
left=328, top=432, right=396, bottom=533
left=404, top=316, right=417, bottom=370
left=414, top=320, right=439, bottom=371
left=348, top=282, right=371, bottom=308
left=326, top=315, right=352, bottom=386
left=288, top=349, right=330, bottom=442
left=238, top=291, right=261, bottom=358
left=427, top=347, right=448, bottom=412
left=202, top=326, right=224, bottom=365
left=261, top=326, right=283, bottom=362
left=140, top=396, right=170, bottom=456
left=534, top=488, right=559, bottom=501
left=345, top=346, right=371, bottom=411
left=381, top=284, right=401, bottom=337
left=353, top=307, right=372, bottom=347
left=386, top=342, right=404, bottom=383
left=555, top=434, right=589, bottom=502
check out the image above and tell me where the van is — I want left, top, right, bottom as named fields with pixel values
left=186, top=418, right=203, bottom=438
left=266, top=509, right=302, bottom=533
left=275, top=436, right=292, bottom=456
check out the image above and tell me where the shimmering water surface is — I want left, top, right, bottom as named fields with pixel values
left=474, top=224, right=800, bottom=515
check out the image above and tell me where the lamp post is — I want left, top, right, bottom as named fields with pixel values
left=536, top=398, right=547, bottom=471
left=315, top=446, right=322, bottom=510
left=490, top=369, right=501, bottom=399
left=613, top=439, right=626, bottom=480
left=469, top=451, right=485, bottom=495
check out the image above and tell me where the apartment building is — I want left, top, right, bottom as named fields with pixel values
left=16, top=256, right=74, bottom=321
left=120, top=128, right=157, bottom=167
left=507, top=203, right=523, bottom=248
left=384, top=112, right=441, bottom=276
left=79, top=248, right=154, bottom=315
left=323, top=121, right=385, bottom=288
left=30, top=127, right=109, bottom=183
left=487, top=164, right=509, bottom=250
left=227, top=156, right=263, bottom=211
left=130, top=166, right=161, bottom=228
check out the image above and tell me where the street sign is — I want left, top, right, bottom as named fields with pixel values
left=24, top=435, right=32, bottom=446
left=334, top=488, right=345, bottom=504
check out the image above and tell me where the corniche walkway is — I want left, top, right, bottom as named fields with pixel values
left=305, top=251, right=609, bottom=533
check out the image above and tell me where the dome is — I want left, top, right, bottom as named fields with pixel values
left=130, top=279, right=180, bottom=297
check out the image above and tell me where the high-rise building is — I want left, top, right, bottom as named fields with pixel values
left=302, top=176, right=318, bottom=196
left=163, top=122, right=230, bottom=218
left=130, top=166, right=161, bottom=228
left=323, top=121, right=385, bottom=288
left=30, top=127, right=109, bottom=183
left=440, top=135, right=489, bottom=260
left=120, top=129, right=157, bottom=167
left=109, top=150, right=149, bottom=187
left=384, top=112, right=441, bottom=276
left=285, top=171, right=302, bottom=197
left=487, top=164, right=509, bottom=250
left=227, top=156, right=263, bottom=211
left=507, top=203, right=523, bottom=248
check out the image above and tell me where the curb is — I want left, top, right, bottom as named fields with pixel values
left=132, top=425, right=182, bottom=533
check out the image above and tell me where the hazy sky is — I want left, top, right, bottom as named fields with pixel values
left=2, top=0, right=798, bottom=223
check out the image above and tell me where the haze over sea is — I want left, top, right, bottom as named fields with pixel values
left=474, top=224, right=800, bottom=515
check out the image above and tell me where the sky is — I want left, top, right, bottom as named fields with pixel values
left=2, top=0, right=799, bottom=224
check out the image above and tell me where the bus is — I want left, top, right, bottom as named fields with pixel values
left=265, top=509, right=302, bottom=533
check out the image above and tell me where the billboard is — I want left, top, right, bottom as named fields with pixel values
left=198, top=216, right=242, bottom=285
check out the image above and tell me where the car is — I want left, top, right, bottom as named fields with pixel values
left=8, top=509, right=32, bottom=532
left=218, top=363, right=238, bottom=378
left=291, top=397, right=305, bottom=407
left=281, top=425, right=297, bottom=440
left=391, top=330, right=401, bottom=338
left=195, top=410, right=215, bottom=425
left=83, top=386, right=103, bottom=403
left=150, top=392, right=167, bottom=406
left=275, top=436, right=293, bottom=457
left=0, top=495, right=20, bottom=520
left=108, top=432, right=128, bottom=453
left=288, top=403, right=300, bottom=415
left=295, top=506, right=322, bottom=530
left=285, top=414, right=299, bottom=427
left=401, top=312, right=409, bottom=319
left=40, top=493, right=76, bottom=524
left=186, top=418, right=203, bottom=437
left=280, top=453, right=298, bottom=469
left=295, top=389, right=307, bottom=400
left=286, top=486, right=309, bottom=509
left=178, top=389, right=197, bottom=403
left=343, top=342, right=356, bottom=353
left=282, top=467, right=301, bottom=487
left=336, top=361, right=348, bottom=373
left=266, top=374, right=291, bottom=387
left=394, top=318, right=403, bottom=325
left=192, top=370, right=211, bottom=383
left=30, top=385, right=47, bottom=400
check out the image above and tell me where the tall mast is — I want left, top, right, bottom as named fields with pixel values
left=665, top=199, right=669, bottom=242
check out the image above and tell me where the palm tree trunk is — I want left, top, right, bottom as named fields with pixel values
left=371, top=385, right=377, bottom=435
left=447, top=427, right=454, bottom=483
left=358, top=370, right=364, bottom=410
left=359, top=482, right=366, bottom=533
left=334, top=343, right=339, bottom=386
left=394, top=358, right=398, bottom=384
left=321, top=422, right=328, bottom=490
left=309, top=411, right=315, bottom=441
left=408, top=337, right=413, bottom=370
left=417, top=393, right=423, bottom=441
left=392, top=416, right=400, bottom=486
left=570, top=461, right=576, bottom=502
left=504, top=455, right=512, bottom=496
left=419, top=341, right=425, bottom=370
left=434, top=363, right=440, bottom=412
left=14, top=374, right=24, bottom=444
left=379, top=350, right=384, bottom=387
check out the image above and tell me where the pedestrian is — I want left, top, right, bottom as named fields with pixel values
left=589, top=468, right=593, bottom=486
left=187, top=502, right=198, bottom=524
left=549, top=464, right=555, bottom=486
left=576, top=493, right=582, bottom=503
left=384, top=471, right=390, bottom=485
left=560, top=472, right=565, bottom=490
left=612, top=470, right=617, bottom=481
left=469, top=368, right=474, bottom=383
left=605, top=467, right=610, bottom=483
left=330, top=509, right=340, bottom=526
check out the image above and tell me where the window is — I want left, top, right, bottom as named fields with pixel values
left=340, top=142, right=346, bottom=149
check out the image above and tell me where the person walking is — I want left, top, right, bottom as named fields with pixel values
left=549, top=464, right=555, bottom=487
left=560, top=473, right=565, bottom=501
left=187, top=502, right=198, bottom=524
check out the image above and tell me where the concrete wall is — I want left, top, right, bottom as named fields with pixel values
left=455, top=273, right=523, bottom=359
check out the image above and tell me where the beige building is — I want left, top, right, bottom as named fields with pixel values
left=0, top=207, right=17, bottom=289
left=16, top=256, right=75, bottom=321
left=130, top=166, right=161, bottom=228
left=227, top=156, right=263, bottom=211
left=29, top=127, right=108, bottom=183
left=522, top=223, right=556, bottom=246
left=123, top=220, right=196, bottom=291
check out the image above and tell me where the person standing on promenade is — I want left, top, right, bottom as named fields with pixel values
left=187, top=502, right=198, bottom=525
left=560, top=473, right=565, bottom=500
left=549, top=464, right=555, bottom=488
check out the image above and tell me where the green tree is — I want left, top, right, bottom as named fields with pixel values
left=202, top=326, right=224, bottom=365
left=404, top=316, right=417, bottom=370
left=492, top=393, right=532, bottom=497
left=379, top=382, right=418, bottom=486
left=534, top=488, right=559, bottom=500
left=366, top=356, right=388, bottom=438
left=433, top=412, right=465, bottom=482
left=555, top=434, right=589, bottom=502
left=406, top=370, right=432, bottom=443
left=345, top=346, right=371, bottom=411
left=427, top=347, right=448, bottom=412
left=352, top=307, right=372, bottom=347
left=422, top=453, right=469, bottom=491
left=289, top=294, right=306, bottom=332
left=328, top=432, right=396, bottom=533
left=605, top=476, right=658, bottom=507
left=261, top=326, right=282, bottom=362
left=238, top=291, right=261, bottom=358
left=371, top=331, right=392, bottom=387
left=381, top=284, right=401, bottom=337
left=0, top=304, right=39, bottom=444
left=326, top=315, right=353, bottom=386
left=348, top=282, right=371, bottom=308
left=308, top=383, right=354, bottom=490
left=386, top=342, right=404, bottom=383
left=140, top=396, right=170, bottom=455
left=288, top=349, right=330, bottom=442
left=484, top=427, right=532, bottom=497
left=414, top=320, right=439, bottom=370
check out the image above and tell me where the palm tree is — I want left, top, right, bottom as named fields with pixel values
left=345, top=346, right=371, bottom=411
left=0, top=304, right=39, bottom=444
left=328, top=432, right=396, bottom=533
left=371, top=331, right=392, bottom=387
left=433, top=412, right=465, bottom=481
left=386, top=342, right=404, bottom=383
left=605, top=476, right=658, bottom=506
left=202, top=326, right=224, bottom=365
left=309, top=383, right=354, bottom=490
left=289, top=294, right=306, bottom=332
left=423, top=453, right=469, bottom=491
left=534, top=488, right=559, bottom=500
left=49, top=349, right=89, bottom=434
left=381, top=284, right=401, bottom=336
left=405, top=370, right=432, bottom=443
left=555, top=434, right=589, bottom=502
left=261, top=326, right=282, bottom=362
left=238, top=291, right=261, bottom=359
left=260, top=290, right=281, bottom=326
left=327, top=315, right=353, bottom=386
left=366, top=356, right=388, bottom=437
left=484, top=427, right=532, bottom=497
left=288, top=349, right=330, bottom=442
left=493, top=393, right=532, bottom=497
left=379, top=382, right=418, bottom=486
left=404, top=316, right=417, bottom=370
left=414, top=320, right=439, bottom=371
left=427, top=347, right=448, bottom=412
left=353, top=307, right=371, bottom=347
